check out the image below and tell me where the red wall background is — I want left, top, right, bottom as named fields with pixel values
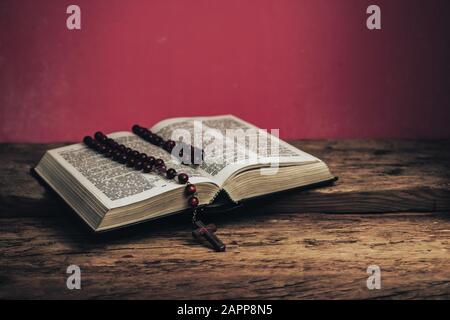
left=0, top=0, right=449, bottom=142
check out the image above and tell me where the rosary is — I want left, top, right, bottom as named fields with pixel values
left=83, top=125, right=226, bottom=252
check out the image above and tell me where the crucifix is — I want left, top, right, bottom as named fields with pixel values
left=192, top=220, right=226, bottom=252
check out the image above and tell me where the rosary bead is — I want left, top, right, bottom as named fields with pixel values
left=141, top=130, right=150, bottom=140
left=166, top=168, right=177, bottom=179
left=112, top=151, right=122, bottom=161
left=83, top=136, right=94, bottom=147
left=117, top=144, right=126, bottom=152
left=134, top=161, right=144, bottom=171
left=188, top=196, right=199, bottom=207
left=132, top=124, right=142, bottom=135
left=105, top=138, right=113, bottom=144
left=143, top=162, right=153, bottom=173
left=147, top=156, right=155, bottom=165
left=155, top=158, right=165, bottom=167
left=94, top=131, right=106, bottom=142
left=157, top=165, right=167, bottom=173
left=118, top=154, right=128, bottom=164
left=104, top=148, right=114, bottom=158
left=177, top=173, right=189, bottom=184
left=149, top=134, right=158, bottom=145
left=145, top=132, right=153, bottom=142
left=138, top=153, right=148, bottom=161
left=98, top=144, right=107, bottom=154
left=126, top=157, right=136, bottom=167
left=164, top=140, right=176, bottom=152
left=125, top=147, right=132, bottom=155
left=130, top=150, right=139, bottom=158
left=152, top=135, right=163, bottom=146
left=111, top=142, right=119, bottom=149
left=92, top=140, right=101, bottom=151
left=185, top=184, right=197, bottom=195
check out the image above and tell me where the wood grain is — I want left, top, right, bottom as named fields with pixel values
left=253, top=139, right=450, bottom=214
left=1, top=212, right=449, bottom=299
left=0, top=140, right=449, bottom=299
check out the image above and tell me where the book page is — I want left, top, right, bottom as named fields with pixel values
left=151, top=115, right=319, bottom=185
left=49, top=132, right=218, bottom=209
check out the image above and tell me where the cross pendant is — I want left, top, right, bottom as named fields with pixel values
left=192, top=220, right=226, bottom=252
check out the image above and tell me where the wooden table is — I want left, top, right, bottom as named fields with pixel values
left=1, top=140, right=449, bottom=299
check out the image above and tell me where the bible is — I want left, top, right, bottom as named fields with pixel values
left=34, top=115, right=335, bottom=232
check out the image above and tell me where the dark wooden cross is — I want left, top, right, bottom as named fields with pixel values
left=192, top=220, right=226, bottom=252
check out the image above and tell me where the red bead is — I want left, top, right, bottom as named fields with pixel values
left=126, top=157, right=136, bottom=167
left=130, top=150, right=139, bottom=158
left=107, top=139, right=118, bottom=149
left=91, top=140, right=99, bottom=150
left=98, top=144, right=107, bottom=153
left=156, top=136, right=164, bottom=146
left=112, top=151, right=122, bottom=161
left=166, top=168, right=177, bottom=179
left=147, top=156, right=155, bottom=165
left=134, top=161, right=144, bottom=171
left=132, top=124, right=140, bottom=134
left=155, top=158, right=165, bottom=167
left=104, top=148, right=114, bottom=158
left=119, top=154, right=128, bottom=164
left=157, top=165, right=167, bottom=173
left=138, top=153, right=148, bottom=161
left=177, top=173, right=189, bottom=184
left=164, top=140, right=176, bottom=152
left=147, top=133, right=155, bottom=143
left=141, top=130, right=150, bottom=140
left=94, top=131, right=106, bottom=142
left=188, top=196, right=199, bottom=207
left=143, top=163, right=153, bottom=173
left=83, top=136, right=94, bottom=147
left=185, top=184, right=196, bottom=195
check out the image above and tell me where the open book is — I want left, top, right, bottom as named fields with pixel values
left=35, top=115, right=335, bottom=231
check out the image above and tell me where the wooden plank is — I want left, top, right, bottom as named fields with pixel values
left=1, top=140, right=449, bottom=217
left=1, top=141, right=449, bottom=299
left=1, top=211, right=449, bottom=299
left=254, top=139, right=450, bottom=214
